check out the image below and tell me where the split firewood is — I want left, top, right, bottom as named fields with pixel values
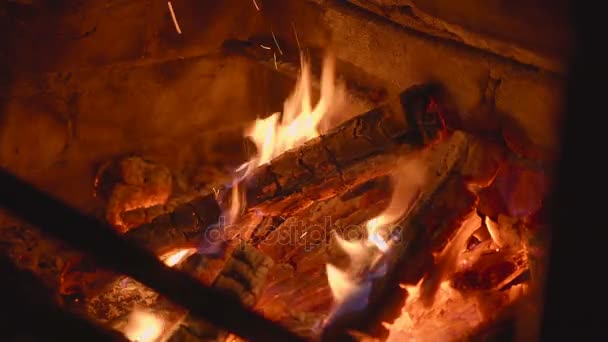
left=95, top=156, right=173, bottom=233
left=64, top=84, right=442, bottom=309
left=321, top=131, right=472, bottom=340
left=219, top=84, right=446, bottom=217
left=60, top=194, right=221, bottom=300
left=169, top=243, right=274, bottom=342
left=123, top=194, right=221, bottom=256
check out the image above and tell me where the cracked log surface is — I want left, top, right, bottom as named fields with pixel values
left=124, top=194, right=221, bottom=256
left=220, top=84, right=444, bottom=217
left=61, top=83, right=441, bottom=303
left=59, top=194, right=221, bottom=299
left=169, top=243, right=274, bottom=342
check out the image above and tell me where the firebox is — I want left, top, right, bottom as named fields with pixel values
left=0, top=0, right=573, bottom=341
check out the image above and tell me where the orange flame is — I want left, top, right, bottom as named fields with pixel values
left=327, top=159, right=427, bottom=304
left=160, top=248, right=196, bottom=267
left=241, top=55, right=345, bottom=175
left=124, top=309, right=164, bottom=342
left=229, top=55, right=346, bottom=223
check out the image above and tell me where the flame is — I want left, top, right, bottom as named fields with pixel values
left=124, top=309, right=164, bottom=342
left=228, top=54, right=345, bottom=224
left=326, top=159, right=427, bottom=306
left=241, top=55, right=344, bottom=175
left=326, top=263, right=359, bottom=304
left=365, top=158, right=427, bottom=252
left=384, top=212, right=528, bottom=341
left=160, top=248, right=196, bottom=267
left=366, top=217, right=389, bottom=252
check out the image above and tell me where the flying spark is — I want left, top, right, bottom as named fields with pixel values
left=271, top=30, right=283, bottom=55
left=167, top=1, right=182, bottom=34
left=291, top=22, right=301, bottom=51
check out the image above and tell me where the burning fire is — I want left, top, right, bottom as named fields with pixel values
left=383, top=212, right=527, bottom=341
left=228, top=54, right=346, bottom=223
left=160, top=248, right=197, bottom=267
left=326, top=158, right=427, bottom=306
left=124, top=309, right=164, bottom=342
left=239, top=54, right=345, bottom=176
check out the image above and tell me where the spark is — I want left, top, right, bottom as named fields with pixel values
left=167, top=1, right=182, bottom=34
left=252, top=0, right=260, bottom=11
left=291, top=22, right=301, bottom=51
left=273, top=52, right=278, bottom=70
left=260, top=44, right=271, bottom=50
left=271, top=30, right=283, bottom=55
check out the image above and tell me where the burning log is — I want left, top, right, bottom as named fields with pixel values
left=0, top=169, right=302, bottom=341
left=124, top=194, right=221, bottom=256
left=220, top=84, right=445, bottom=217
left=60, top=194, right=221, bottom=299
left=169, top=243, right=274, bottom=342
left=321, top=131, right=472, bottom=340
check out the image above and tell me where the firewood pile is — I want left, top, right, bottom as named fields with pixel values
left=0, top=83, right=549, bottom=342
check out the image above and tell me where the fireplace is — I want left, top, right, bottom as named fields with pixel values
left=1, top=0, right=574, bottom=341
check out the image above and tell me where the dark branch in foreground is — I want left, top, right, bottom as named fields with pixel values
left=0, top=169, right=306, bottom=342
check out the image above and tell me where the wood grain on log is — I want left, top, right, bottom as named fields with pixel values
left=221, top=84, right=445, bottom=217
left=124, top=194, right=221, bottom=256
left=60, top=194, right=221, bottom=300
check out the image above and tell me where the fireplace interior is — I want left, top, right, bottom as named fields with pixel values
left=0, top=0, right=574, bottom=341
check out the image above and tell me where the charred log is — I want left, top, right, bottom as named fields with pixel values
left=169, top=243, right=274, bottom=342
left=60, top=194, right=221, bottom=299
left=124, top=194, right=221, bottom=256
left=220, top=84, right=445, bottom=217
left=321, top=131, right=472, bottom=340
left=0, top=169, right=302, bottom=342
left=0, top=254, right=127, bottom=342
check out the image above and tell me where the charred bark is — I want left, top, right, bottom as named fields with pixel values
left=220, top=84, right=445, bottom=217
left=124, top=194, right=221, bottom=256
left=60, top=194, right=221, bottom=300
left=169, top=243, right=275, bottom=342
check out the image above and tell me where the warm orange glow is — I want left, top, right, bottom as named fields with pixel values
left=124, top=309, right=164, bottom=342
left=485, top=216, right=504, bottom=247
left=384, top=212, right=527, bottom=341
left=365, top=158, right=427, bottom=252
left=241, top=55, right=344, bottom=175
left=160, top=248, right=196, bottom=267
left=326, top=263, right=358, bottom=304
left=327, top=159, right=427, bottom=305
left=230, top=55, right=345, bottom=224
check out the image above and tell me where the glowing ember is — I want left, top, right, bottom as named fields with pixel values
left=160, top=248, right=196, bottom=267
left=485, top=216, right=504, bottom=247
left=124, top=309, right=164, bottom=342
